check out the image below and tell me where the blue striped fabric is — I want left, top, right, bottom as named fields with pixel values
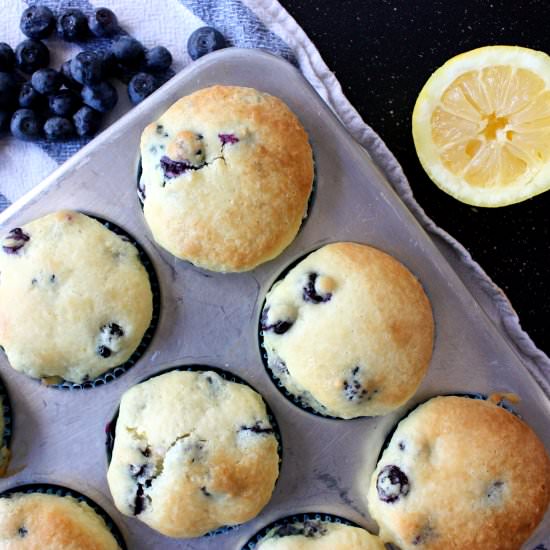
left=1, top=0, right=295, bottom=211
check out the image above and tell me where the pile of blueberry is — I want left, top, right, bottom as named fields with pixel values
left=0, top=6, right=175, bottom=141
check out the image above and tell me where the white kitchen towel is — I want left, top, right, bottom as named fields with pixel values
left=0, top=1, right=549, bottom=413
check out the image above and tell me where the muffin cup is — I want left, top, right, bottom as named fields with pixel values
left=0, top=375, right=12, bottom=476
left=241, top=512, right=361, bottom=549
left=50, top=214, right=161, bottom=390
left=0, top=483, right=127, bottom=549
left=105, top=364, right=283, bottom=538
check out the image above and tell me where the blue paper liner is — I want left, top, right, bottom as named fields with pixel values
left=0, top=483, right=127, bottom=549
left=0, top=375, right=12, bottom=472
left=50, top=214, right=161, bottom=390
left=242, top=512, right=360, bottom=549
left=105, top=364, right=282, bottom=538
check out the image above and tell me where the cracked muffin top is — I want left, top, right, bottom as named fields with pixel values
left=0, top=492, right=121, bottom=549
left=106, top=369, right=280, bottom=538
left=255, top=519, right=385, bottom=549
left=261, top=242, right=434, bottom=418
left=139, top=85, right=313, bottom=272
left=367, top=396, right=550, bottom=550
left=0, top=211, right=153, bottom=384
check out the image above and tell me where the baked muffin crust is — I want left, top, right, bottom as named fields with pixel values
left=368, top=396, right=550, bottom=549
left=107, top=369, right=280, bottom=538
left=140, top=85, right=313, bottom=272
left=262, top=242, right=434, bottom=418
left=0, top=211, right=153, bottom=384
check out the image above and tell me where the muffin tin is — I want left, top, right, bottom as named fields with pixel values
left=0, top=48, right=548, bottom=549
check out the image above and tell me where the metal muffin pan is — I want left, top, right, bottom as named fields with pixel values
left=0, top=49, right=548, bottom=549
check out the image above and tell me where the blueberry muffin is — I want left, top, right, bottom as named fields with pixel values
left=0, top=395, right=9, bottom=476
left=261, top=242, right=434, bottom=418
left=255, top=518, right=385, bottom=549
left=0, top=211, right=153, bottom=384
left=368, top=396, right=550, bottom=549
left=107, top=369, right=280, bottom=538
left=0, top=492, right=121, bottom=549
left=139, top=85, right=313, bottom=272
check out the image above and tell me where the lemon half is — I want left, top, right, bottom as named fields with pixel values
left=413, top=45, right=550, bottom=206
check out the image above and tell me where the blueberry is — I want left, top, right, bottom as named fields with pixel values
left=128, top=72, right=157, bottom=104
left=0, top=43, right=15, bottom=73
left=343, top=366, right=368, bottom=402
left=2, top=227, right=30, bottom=254
left=112, top=36, right=145, bottom=69
left=219, top=133, right=239, bottom=145
left=81, top=81, right=118, bottom=113
left=49, top=90, right=80, bottom=117
left=31, top=68, right=62, bottom=95
left=144, top=46, right=172, bottom=72
left=89, top=7, right=119, bottom=37
left=97, top=345, right=112, bottom=358
left=160, top=155, right=192, bottom=179
left=99, top=50, right=117, bottom=78
left=187, top=26, right=227, bottom=60
left=376, top=465, right=410, bottom=503
left=60, top=60, right=82, bottom=91
left=0, top=72, right=18, bottom=110
left=10, top=109, right=41, bottom=141
left=239, top=421, right=274, bottom=435
left=15, top=39, right=49, bottom=74
left=57, top=9, right=89, bottom=42
left=71, top=51, right=104, bottom=86
left=19, top=82, right=43, bottom=110
left=0, top=110, right=10, bottom=133
left=302, top=272, right=332, bottom=304
left=44, top=116, right=74, bottom=141
left=260, top=308, right=293, bottom=335
left=73, top=105, right=101, bottom=137
left=20, top=6, right=55, bottom=39
left=101, top=322, right=124, bottom=339
left=134, top=484, right=146, bottom=515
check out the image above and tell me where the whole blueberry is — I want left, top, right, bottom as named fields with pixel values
left=10, top=109, right=41, bottom=141
left=376, top=465, right=410, bottom=503
left=15, top=39, right=50, bottom=74
left=57, top=9, right=89, bottom=42
left=0, top=110, right=10, bottom=133
left=144, top=46, right=172, bottom=72
left=44, top=116, right=74, bottom=140
left=20, top=6, right=55, bottom=39
left=89, top=8, right=119, bottom=38
left=70, top=51, right=104, bottom=86
left=112, top=36, right=145, bottom=68
left=0, top=43, right=15, bottom=73
left=99, top=50, right=117, bottom=77
left=31, top=68, right=62, bottom=95
left=81, top=81, right=118, bottom=113
left=19, top=82, right=44, bottom=109
left=128, top=72, right=157, bottom=104
left=49, top=90, right=80, bottom=117
left=73, top=105, right=101, bottom=137
left=187, top=26, right=227, bottom=60
left=0, top=72, right=18, bottom=110
left=60, top=60, right=82, bottom=91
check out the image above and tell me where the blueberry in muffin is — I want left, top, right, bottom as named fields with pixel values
left=0, top=491, right=122, bottom=549
left=368, top=396, right=550, bottom=549
left=254, top=517, right=385, bottom=549
left=0, top=211, right=153, bottom=384
left=261, top=242, right=434, bottom=418
left=139, top=85, right=313, bottom=272
left=107, top=369, right=280, bottom=538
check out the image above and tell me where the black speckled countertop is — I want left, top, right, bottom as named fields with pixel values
left=280, top=0, right=550, bottom=356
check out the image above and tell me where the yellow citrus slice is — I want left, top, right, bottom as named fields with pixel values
left=412, top=45, right=550, bottom=206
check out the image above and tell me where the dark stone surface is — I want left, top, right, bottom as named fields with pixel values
left=280, top=0, right=550, bottom=356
